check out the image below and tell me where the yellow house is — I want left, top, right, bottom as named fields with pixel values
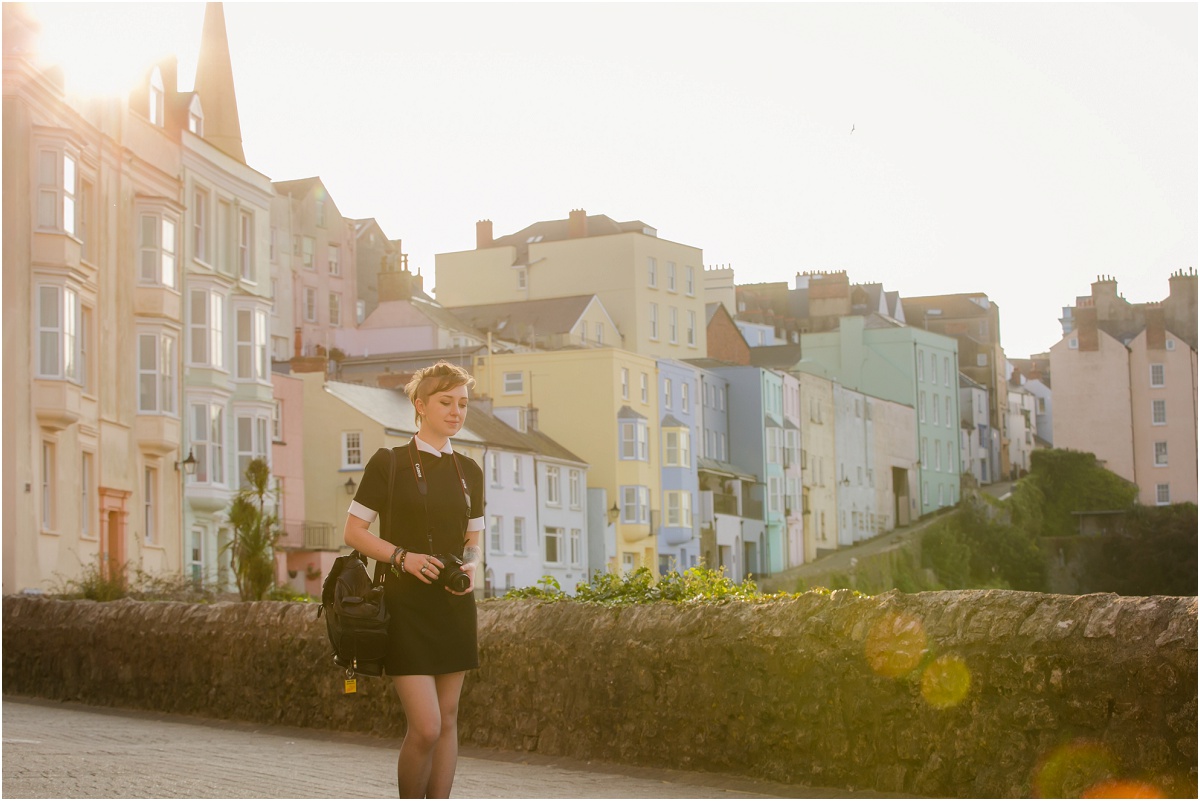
left=473, top=348, right=662, bottom=573
left=797, top=371, right=838, bottom=558
left=435, top=210, right=707, bottom=362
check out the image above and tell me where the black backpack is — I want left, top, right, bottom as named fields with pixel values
left=317, top=447, right=397, bottom=678
left=318, top=550, right=390, bottom=677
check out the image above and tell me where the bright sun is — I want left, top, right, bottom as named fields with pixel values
left=26, top=2, right=205, bottom=98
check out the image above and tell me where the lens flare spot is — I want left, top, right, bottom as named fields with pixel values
left=1083, top=779, right=1165, bottom=798
left=1033, top=740, right=1117, bottom=798
left=920, top=653, right=971, bottom=708
left=864, top=612, right=926, bottom=678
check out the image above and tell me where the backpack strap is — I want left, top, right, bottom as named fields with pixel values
left=372, top=447, right=397, bottom=586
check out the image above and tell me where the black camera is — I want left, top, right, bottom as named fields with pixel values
left=430, top=554, right=472, bottom=593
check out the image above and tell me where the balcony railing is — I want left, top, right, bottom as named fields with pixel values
left=712, top=493, right=739, bottom=516
left=303, top=523, right=341, bottom=551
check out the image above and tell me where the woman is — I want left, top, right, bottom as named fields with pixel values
left=343, top=361, right=484, bottom=798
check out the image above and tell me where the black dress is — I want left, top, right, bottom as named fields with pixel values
left=352, top=441, right=484, bottom=676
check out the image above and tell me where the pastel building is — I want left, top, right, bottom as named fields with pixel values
left=656, top=359, right=702, bottom=573
left=435, top=210, right=707, bottom=361
left=472, top=348, right=662, bottom=574
left=798, top=315, right=959, bottom=517
left=833, top=385, right=875, bottom=546
left=1051, top=273, right=1198, bottom=505
left=959, top=375, right=991, bottom=487
left=797, top=371, right=838, bottom=556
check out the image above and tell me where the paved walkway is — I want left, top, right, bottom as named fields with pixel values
left=3, top=697, right=897, bottom=799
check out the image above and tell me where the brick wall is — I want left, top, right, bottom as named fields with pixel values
left=3, top=591, right=1195, bottom=798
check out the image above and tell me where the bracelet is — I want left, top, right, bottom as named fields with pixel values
left=398, top=550, right=409, bottom=575
left=390, top=546, right=404, bottom=567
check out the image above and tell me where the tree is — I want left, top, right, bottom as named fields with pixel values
left=225, top=458, right=280, bottom=601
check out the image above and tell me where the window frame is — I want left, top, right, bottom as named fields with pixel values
left=137, top=329, right=177, bottom=415
left=342, top=431, right=363, bottom=470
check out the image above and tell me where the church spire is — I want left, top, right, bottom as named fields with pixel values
left=192, top=2, right=245, bottom=163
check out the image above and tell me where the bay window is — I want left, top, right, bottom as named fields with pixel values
left=621, top=486, right=650, bottom=524
left=139, top=212, right=178, bottom=289
left=235, top=410, right=270, bottom=487
left=191, top=401, right=226, bottom=485
left=664, top=427, right=690, bottom=467
left=37, top=284, right=81, bottom=382
left=138, top=331, right=177, bottom=414
left=37, top=147, right=76, bottom=236
left=234, top=306, right=268, bottom=381
left=189, top=288, right=225, bottom=369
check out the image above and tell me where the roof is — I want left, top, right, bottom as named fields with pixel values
left=272, top=176, right=322, bottom=198
left=903, top=293, right=996, bottom=319
left=748, top=344, right=804, bottom=369
left=660, top=413, right=687, bottom=428
left=487, top=212, right=655, bottom=264
left=323, top=381, right=483, bottom=446
left=446, top=295, right=598, bottom=340
left=697, top=456, right=758, bottom=483
left=457, top=407, right=586, bottom=464
left=617, top=405, right=646, bottom=421
left=356, top=298, right=484, bottom=340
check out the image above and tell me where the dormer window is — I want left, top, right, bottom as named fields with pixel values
left=149, top=67, right=165, bottom=127
left=188, top=95, right=204, bottom=136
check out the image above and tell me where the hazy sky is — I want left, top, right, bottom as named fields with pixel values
left=28, top=2, right=1198, bottom=358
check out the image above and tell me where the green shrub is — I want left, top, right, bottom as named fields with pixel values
left=51, top=557, right=218, bottom=603
left=502, top=566, right=782, bottom=605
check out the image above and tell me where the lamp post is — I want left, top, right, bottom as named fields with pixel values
left=175, top=449, right=197, bottom=476
left=343, top=476, right=357, bottom=496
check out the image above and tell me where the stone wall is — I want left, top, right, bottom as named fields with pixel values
left=4, top=590, right=1196, bottom=798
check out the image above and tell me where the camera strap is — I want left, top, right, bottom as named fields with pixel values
left=408, top=437, right=472, bottom=552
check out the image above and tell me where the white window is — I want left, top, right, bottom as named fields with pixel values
left=193, top=187, right=209, bottom=263
left=148, top=67, right=164, bottom=126
left=687, top=310, right=696, bottom=346
left=81, top=452, right=94, bottom=538
left=138, top=331, right=176, bottom=414
left=664, top=428, right=690, bottom=467
left=189, top=288, right=225, bottom=368
left=932, top=394, right=940, bottom=425
left=664, top=379, right=672, bottom=409
left=503, top=371, right=523, bottom=394
left=302, top=236, right=314, bottom=270
left=1068, top=338, right=1078, bottom=350
left=917, top=351, right=925, bottom=381
left=1150, top=364, right=1165, bottom=388
left=235, top=307, right=268, bottom=381
left=570, top=528, right=582, bottom=566
left=513, top=517, right=526, bottom=553
left=512, top=455, right=523, bottom=489
left=187, top=95, right=204, bottom=135
left=569, top=469, right=581, bottom=508
left=943, top=357, right=950, bottom=386
left=681, top=382, right=690, bottom=412
left=719, top=432, right=727, bottom=461
left=648, top=257, right=657, bottom=288
left=191, top=402, right=226, bottom=485
left=921, top=438, right=928, bottom=467
left=620, top=420, right=648, bottom=460
left=931, top=354, right=938, bottom=385
left=41, top=440, right=56, bottom=532
left=621, top=368, right=629, bottom=399
left=37, top=148, right=77, bottom=235
left=272, top=399, right=283, bottom=443
left=1156, top=483, right=1170, bottom=505
left=1154, top=441, right=1168, bottom=466
left=945, top=396, right=952, bottom=428
left=37, top=284, right=81, bottom=382
left=767, top=427, right=782, bottom=464
left=1152, top=399, right=1166, bottom=425
left=489, top=452, right=501, bottom=486
left=621, top=486, right=649, bottom=524
left=304, top=287, right=317, bottom=323
left=328, top=244, right=340, bottom=276
left=516, top=268, right=527, bottom=290
left=718, top=386, right=725, bottom=411
left=329, top=293, right=341, bottom=327
left=919, top=391, right=927, bottom=423
left=238, top=210, right=253, bottom=281
left=1166, top=339, right=1176, bottom=351
left=649, top=303, right=659, bottom=340
left=546, top=465, right=561, bottom=505
left=769, top=477, right=782, bottom=515
left=786, top=429, right=799, bottom=467
left=544, top=527, right=564, bottom=564
left=139, top=212, right=178, bottom=289
left=685, top=265, right=695, bottom=296
left=667, top=262, right=676, bottom=292
left=342, top=431, right=363, bottom=469
left=665, top=490, right=692, bottom=527
left=640, top=373, right=649, bottom=403
left=236, top=413, right=270, bottom=487
left=669, top=307, right=678, bottom=343
left=489, top=515, right=503, bottom=554
left=144, top=466, right=158, bottom=544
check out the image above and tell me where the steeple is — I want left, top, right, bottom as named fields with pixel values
left=192, top=2, right=245, bottom=163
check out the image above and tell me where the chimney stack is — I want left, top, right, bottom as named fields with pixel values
left=568, top=209, right=588, bottom=239
left=476, top=220, right=493, bottom=249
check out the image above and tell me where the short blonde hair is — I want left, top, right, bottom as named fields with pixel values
left=404, top=361, right=476, bottom=424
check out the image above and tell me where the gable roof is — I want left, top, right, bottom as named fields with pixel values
left=272, top=176, right=322, bottom=198
left=487, top=213, right=655, bottom=264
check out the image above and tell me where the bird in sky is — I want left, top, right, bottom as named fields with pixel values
left=851, top=124, right=855, bottom=134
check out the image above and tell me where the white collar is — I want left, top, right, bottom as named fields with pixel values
left=413, top=434, right=453, bottom=457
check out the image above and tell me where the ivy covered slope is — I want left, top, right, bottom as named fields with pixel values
left=501, top=566, right=826, bottom=605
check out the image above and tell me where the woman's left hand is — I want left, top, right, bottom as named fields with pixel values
left=447, top=563, right=475, bottom=596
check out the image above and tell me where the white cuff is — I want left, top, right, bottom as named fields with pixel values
left=348, top=500, right=378, bottom=523
left=466, top=515, right=485, bottom=532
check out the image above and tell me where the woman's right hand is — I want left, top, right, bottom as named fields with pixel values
left=406, top=553, right=445, bottom=584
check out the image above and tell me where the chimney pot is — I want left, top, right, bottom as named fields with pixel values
left=568, top=209, right=588, bottom=239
